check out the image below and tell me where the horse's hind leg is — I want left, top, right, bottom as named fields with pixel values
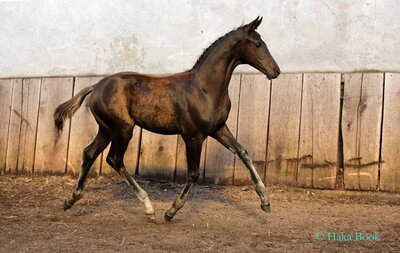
left=107, top=127, right=155, bottom=220
left=64, top=128, right=110, bottom=211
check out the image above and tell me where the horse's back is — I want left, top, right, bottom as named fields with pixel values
left=89, top=71, right=192, bottom=135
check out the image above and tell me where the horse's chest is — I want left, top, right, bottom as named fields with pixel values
left=213, top=106, right=230, bottom=125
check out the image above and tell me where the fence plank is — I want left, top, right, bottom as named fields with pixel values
left=342, top=73, right=362, bottom=189
left=101, top=127, right=141, bottom=175
left=16, top=79, right=41, bottom=173
left=0, top=80, right=14, bottom=173
left=266, top=74, right=303, bottom=185
left=138, top=131, right=177, bottom=180
left=234, top=74, right=270, bottom=185
left=5, top=79, right=23, bottom=173
left=34, top=78, right=73, bottom=174
left=175, top=136, right=207, bottom=183
left=15, top=79, right=29, bottom=173
left=342, top=73, right=383, bottom=190
left=380, top=73, right=400, bottom=191
left=297, top=74, right=340, bottom=189
left=204, top=75, right=241, bottom=184
left=67, top=77, right=103, bottom=176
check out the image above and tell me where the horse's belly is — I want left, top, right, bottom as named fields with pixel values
left=131, top=102, right=179, bottom=135
left=135, top=116, right=179, bottom=135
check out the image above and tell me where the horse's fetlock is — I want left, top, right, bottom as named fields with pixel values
left=173, top=199, right=184, bottom=210
left=255, top=183, right=266, bottom=193
left=73, top=190, right=83, bottom=199
left=138, top=191, right=149, bottom=202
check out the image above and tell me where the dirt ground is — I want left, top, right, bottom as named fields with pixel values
left=1, top=175, right=400, bottom=253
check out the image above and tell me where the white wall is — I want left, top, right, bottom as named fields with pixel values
left=0, top=0, right=399, bottom=78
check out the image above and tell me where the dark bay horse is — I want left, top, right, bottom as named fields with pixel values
left=54, top=16, right=280, bottom=221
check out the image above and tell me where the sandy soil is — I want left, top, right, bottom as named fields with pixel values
left=0, top=175, right=400, bottom=253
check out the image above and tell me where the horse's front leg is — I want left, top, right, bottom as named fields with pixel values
left=211, top=124, right=271, bottom=212
left=164, top=136, right=204, bottom=221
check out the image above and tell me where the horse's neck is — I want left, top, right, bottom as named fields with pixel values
left=194, top=39, right=240, bottom=98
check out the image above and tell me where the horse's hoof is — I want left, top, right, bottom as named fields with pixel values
left=261, top=203, right=271, bottom=212
left=164, top=212, right=174, bottom=222
left=63, top=201, right=71, bottom=211
left=146, top=212, right=156, bottom=221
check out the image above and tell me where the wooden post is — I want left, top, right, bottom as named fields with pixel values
left=34, top=78, right=73, bottom=174
left=342, top=73, right=383, bottom=190
left=0, top=79, right=15, bottom=173
left=266, top=74, right=303, bottom=185
left=380, top=73, right=400, bottom=191
left=138, top=131, right=177, bottom=181
left=297, top=74, right=341, bottom=189
left=17, top=79, right=41, bottom=173
left=5, top=79, right=23, bottom=173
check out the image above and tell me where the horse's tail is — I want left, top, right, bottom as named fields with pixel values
left=54, top=85, right=94, bottom=132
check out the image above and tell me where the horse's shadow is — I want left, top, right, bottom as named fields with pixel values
left=66, top=177, right=269, bottom=224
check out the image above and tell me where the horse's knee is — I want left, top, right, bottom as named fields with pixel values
left=106, top=153, right=115, bottom=168
left=238, top=147, right=249, bottom=160
left=189, top=171, right=200, bottom=182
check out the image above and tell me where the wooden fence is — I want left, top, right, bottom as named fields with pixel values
left=1, top=73, right=400, bottom=191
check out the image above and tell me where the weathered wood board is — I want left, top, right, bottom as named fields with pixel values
left=34, top=78, right=73, bottom=174
left=2, top=72, right=400, bottom=193
left=342, top=73, right=383, bottom=190
left=13, top=79, right=29, bottom=173
left=16, top=79, right=41, bottom=173
left=266, top=74, right=303, bottom=185
left=67, top=77, right=103, bottom=176
left=138, top=131, right=177, bottom=181
left=5, top=79, right=23, bottom=173
left=234, top=74, right=270, bottom=185
left=297, top=74, right=341, bottom=189
left=101, top=127, right=141, bottom=176
left=175, top=136, right=207, bottom=184
left=204, top=75, right=241, bottom=185
left=0, top=79, right=15, bottom=173
left=380, top=73, right=400, bottom=191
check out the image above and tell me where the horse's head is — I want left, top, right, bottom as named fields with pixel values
left=237, top=16, right=280, bottom=80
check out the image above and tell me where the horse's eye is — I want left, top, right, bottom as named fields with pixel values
left=256, top=42, right=261, bottom=48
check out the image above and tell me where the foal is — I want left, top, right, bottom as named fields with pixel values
left=55, top=16, right=280, bottom=221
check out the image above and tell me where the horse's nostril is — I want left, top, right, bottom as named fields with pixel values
left=276, top=69, right=281, bottom=75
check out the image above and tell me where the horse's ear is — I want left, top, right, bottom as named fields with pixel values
left=246, top=16, right=263, bottom=32
left=255, top=16, right=263, bottom=29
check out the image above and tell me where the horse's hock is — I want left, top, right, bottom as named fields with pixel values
left=0, top=72, right=399, bottom=191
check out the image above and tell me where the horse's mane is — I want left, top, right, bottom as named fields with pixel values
left=190, top=26, right=243, bottom=70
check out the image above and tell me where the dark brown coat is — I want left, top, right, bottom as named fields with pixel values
left=55, top=17, right=280, bottom=221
